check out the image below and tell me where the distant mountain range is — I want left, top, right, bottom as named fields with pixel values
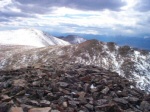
left=54, top=32, right=150, bottom=51
left=71, top=34, right=150, bottom=51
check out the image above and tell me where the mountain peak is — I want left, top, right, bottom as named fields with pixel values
left=78, top=39, right=102, bottom=48
left=62, top=35, right=87, bottom=44
left=0, top=28, right=70, bottom=47
left=66, top=35, right=80, bottom=38
left=82, top=39, right=100, bottom=44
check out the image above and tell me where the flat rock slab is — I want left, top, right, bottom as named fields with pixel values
left=9, top=107, right=23, bottom=112
left=28, top=107, right=51, bottom=112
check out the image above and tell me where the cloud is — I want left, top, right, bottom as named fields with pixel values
left=14, top=2, right=53, bottom=14
left=0, top=11, right=33, bottom=18
left=0, top=16, right=11, bottom=22
left=144, top=36, right=150, bottom=39
left=0, top=0, right=126, bottom=22
left=135, top=0, right=150, bottom=12
left=0, top=0, right=34, bottom=22
left=0, top=0, right=150, bottom=37
left=15, top=0, right=126, bottom=11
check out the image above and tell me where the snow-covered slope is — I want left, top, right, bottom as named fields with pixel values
left=0, top=28, right=70, bottom=47
left=0, top=40, right=150, bottom=93
left=62, top=35, right=87, bottom=44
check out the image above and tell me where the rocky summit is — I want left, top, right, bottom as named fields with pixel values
left=0, top=61, right=149, bottom=112
left=1, top=40, right=150, bottom=93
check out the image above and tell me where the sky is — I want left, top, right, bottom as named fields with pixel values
left=0, top=0, right=150, bottom=37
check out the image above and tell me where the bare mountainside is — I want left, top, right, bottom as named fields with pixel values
left=0, top=40, right=150, bottom=92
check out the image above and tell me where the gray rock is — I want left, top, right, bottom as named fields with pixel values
left=68, top=101, right=80, bottom=106
left=9, top=107, right=23, bottom=112
left=113, top=98, right=128, bottom=104
left=140, top=101, right=150, bottom=111
left=85, top=103, right=94, bottom=110
left=96, top=99, right=108, bottom=106
left=13, top=79, right=26, bottom=87
left=28, top=107, right=51, bottom=112
left=58, top=82, right=69, bottom=87
left=51, top=110, right=60, bottom=112
left=27, top=100, right=39, bottom=106
left=40, top=100, right=50, bottom=106
left=128, top=97, right=139, bottom=103
left=0, top=94, right=11, bottom=102
left=101, top=87, right=109, bottom=94
left=62, top=101, right=68, bottom=108
left=0, top=102, right=12, bottom=112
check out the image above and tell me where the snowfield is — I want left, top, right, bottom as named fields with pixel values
left=0, top=28, right=70, bottom=47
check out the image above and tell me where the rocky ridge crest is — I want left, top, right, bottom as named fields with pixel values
left=1, top=40, right=150, bottom=92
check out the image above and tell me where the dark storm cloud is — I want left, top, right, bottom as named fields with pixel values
left=15, top=0, right=126, bottom=11
left=135, top=0, right=150, bottom=12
